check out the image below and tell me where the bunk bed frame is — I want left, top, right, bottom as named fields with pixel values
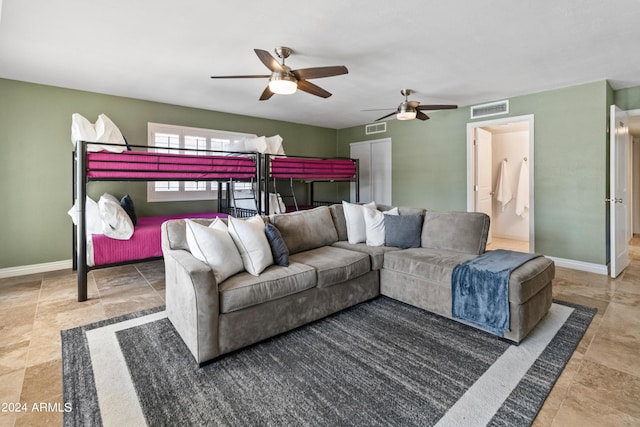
left=73, top=140, right=359, bottom=302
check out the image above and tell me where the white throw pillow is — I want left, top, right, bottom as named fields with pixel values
left=185, top=218, right=244, bottom=284
left=363, top=207, right=399, bottom=246
left=71, top=113, right=127, bottom=152
left=98, top=193, right=134, bottom=240
left=342, top=201, right=377, bottom=244
left=68, top=196, right=104, bottom=236
left=227, top=215, right=274, bottom=276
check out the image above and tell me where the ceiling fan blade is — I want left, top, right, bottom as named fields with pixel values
left=416, top=111, right=430, bottom=121
left=297, top=80, right=332, bottom=98
left=254, top=49, right=284, bottom=72
left=375, top=111, right=398, bottom=121
left=408, top=101, right=420, bottom=108
left=416, top=104, right=458, bottom=110
left=259, top=85, right=274, bottom=101
left=210, top=75, right=270, bottom=79
left=292, top=66, right=348, bottom=80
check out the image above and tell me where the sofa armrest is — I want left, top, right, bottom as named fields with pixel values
left=163, top=247, right=220, bottom=364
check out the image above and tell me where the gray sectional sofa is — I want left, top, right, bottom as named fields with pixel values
left=161, top=204, right=554, bottom=365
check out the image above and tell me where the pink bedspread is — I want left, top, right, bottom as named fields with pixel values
left=90, top=212, right=227, bottom=266
left=87, top=151, right=256, bottom=179
left=270, top=157, right=356, bottom=180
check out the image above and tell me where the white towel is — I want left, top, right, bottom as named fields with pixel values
left=515, top=160, right=529, bottom=217
left=495, top=159, right=512, bottom=211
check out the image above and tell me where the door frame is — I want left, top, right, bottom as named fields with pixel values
left=609, top=105, right=631, bottom=278
left=466, top=114, right=535, bottom=251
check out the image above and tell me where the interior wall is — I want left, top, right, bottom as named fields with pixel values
left=338, top=80, right=609, bottom=266
left=490, top=129, right=529, bottom=241
left=0, top=78, right=337, bottom=269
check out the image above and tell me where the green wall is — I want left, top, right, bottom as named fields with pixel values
left=0, top=78, right=336, bottom=268
left=614, top=86, right=640, bottom=110
left=338, top=81, right=610, bottom=265
left=2, top=77, right=634, bottom=270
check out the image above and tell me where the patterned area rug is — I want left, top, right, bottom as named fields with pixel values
left=62, top=297, right=595, bottom=426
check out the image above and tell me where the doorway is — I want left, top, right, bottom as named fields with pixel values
left=467, top=115, right=534, bottom=253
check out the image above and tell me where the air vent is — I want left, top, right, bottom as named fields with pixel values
left=365, top=122, right=387, bottom=135
left=470, top=100, right=509, bottom=119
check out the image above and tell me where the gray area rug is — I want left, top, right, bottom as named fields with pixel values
left=62, top=297, right=595, bottom=426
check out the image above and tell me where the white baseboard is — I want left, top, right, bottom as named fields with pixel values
left=0, top=259, right=73, bottom=279
left=548, top=256, right=608, bottom=275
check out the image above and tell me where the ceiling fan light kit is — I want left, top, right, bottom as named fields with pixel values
left=210, top=46, right=348, bottom=100
left=268, top=72, right=297, bottom=94
left=372, top=89, right=458, bottom=122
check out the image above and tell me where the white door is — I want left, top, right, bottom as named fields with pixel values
left=610, top=105, right=630, bottom=278
left=350, top=138, right=392, bottom=205
left=475, top=128, right=493, bottom=243
left=350, top=143, right=371, bottom=202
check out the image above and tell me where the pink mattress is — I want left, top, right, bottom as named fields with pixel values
left=270, top=157, right=356, bottom=180
left=86, top=151, right=256, bottom=179
left=90, top=212, right=227, bottom=267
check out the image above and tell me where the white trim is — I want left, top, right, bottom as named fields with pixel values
left=548, top=256, right=608, bottom=275
left=466, top=114, right=535, bottom=252
left=0, top=259, right=72, bottom=279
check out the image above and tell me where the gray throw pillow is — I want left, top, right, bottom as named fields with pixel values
left=384, top=215, right=422, bottom=249
left=265, top=223, right=289, bottom=266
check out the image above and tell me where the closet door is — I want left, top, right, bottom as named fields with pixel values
left=370, top=140, right=392, bottom=205
left=350, top=138, right=392, bottom=205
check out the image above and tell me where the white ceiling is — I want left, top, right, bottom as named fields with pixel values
left=2, top=1, right=640, bottom=129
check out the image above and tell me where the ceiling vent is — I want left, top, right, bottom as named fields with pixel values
left=470, top=100, right=509, bottom=119
left=365, top=122, right=387, bottom=135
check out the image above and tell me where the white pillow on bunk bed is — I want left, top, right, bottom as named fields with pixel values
left=227, top=215, right=274, bottom=276
left=185, top=218, right=244, bottom=284
left=67, top=196, right=104, bottom=236
left=363, top=206, right=399, bottom=246
left=98, top=193, right=134, bottom=240
left=342, top=201, right=377, bottom=244
left=71, top=113, right=127, bottom=153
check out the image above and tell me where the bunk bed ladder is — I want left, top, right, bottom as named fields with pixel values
left=272, top=177, right=299, bottom=211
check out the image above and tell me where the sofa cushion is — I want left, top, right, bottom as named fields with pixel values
left=384, top=215, right=423, bottom=249
left=218, top=262, right=317, bottom=313
left=332, top=241, right=401, bottom=270
left=383, top=248, right=477, bottom=284
left=289, top=246, right=371, bottom=288
left=421, top=211, right=489, bottom=255
left=269, top=206, right=338, bottom=255
left=377, top=204, right=426, bottom=218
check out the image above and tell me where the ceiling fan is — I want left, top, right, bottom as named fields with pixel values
left=210, top=47, right=348, bottom=101
left=367, top=89, right=458, bottom=121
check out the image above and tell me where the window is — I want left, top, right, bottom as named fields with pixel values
left=147, top=123, right=256, bottom=202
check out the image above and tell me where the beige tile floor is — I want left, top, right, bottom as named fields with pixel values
left=1, top=237, right=639, bottom=426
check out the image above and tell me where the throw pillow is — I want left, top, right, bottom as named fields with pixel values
left=264, top=223, right=289, bottom=266
left=185, top=218, right=244, bottom=284
left=384, top=214, right=423, bottom=249
left=342, top=201, right=377, bottom=244
left=98, top=193, right=134, bottom=240
left=120, top=194, right=137, bottom=226
left=363, top=207, right=399, bottom=246
left=228, top=215, right=274, bottom=276
left=67, top=196, right=104, bottom=236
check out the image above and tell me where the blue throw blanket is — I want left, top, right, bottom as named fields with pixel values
left=451, top=249, right=540, bottom=336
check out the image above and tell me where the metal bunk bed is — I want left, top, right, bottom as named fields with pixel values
left=73, top=140, right=262, bottom=302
